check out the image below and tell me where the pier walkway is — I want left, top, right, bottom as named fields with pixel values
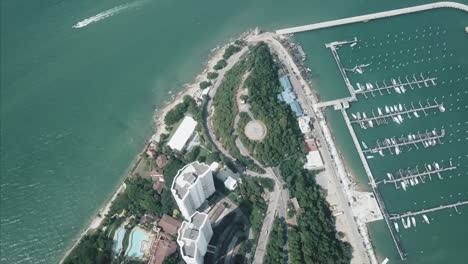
left=363, top=129, right=445, bottom=154
left=351, top=101, right=444, bottom=125
left=342, top=110, right=407, bottom=260
left=356, top=76, right=437, bottom=98
left=276, top=2, right=468, bottom=34
left=377, top=165, right=457, bottom=185
left=389, top=201, right=468, bottom=220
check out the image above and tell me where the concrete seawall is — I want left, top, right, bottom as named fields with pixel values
left=276, top=2, right=468, bottom=34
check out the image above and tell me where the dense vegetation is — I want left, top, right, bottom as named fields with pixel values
left=223, top=44, right=242, bottom=60
left=212, top=57, right=248, bottom=157
left=237, top=176, right=267, bottom=239
left=213, top=59, right=227, bottom=70
left=263, top=217, right=287, bottom=264
left=281, top=159, right=352, bottom=264
left=110, top=177, right=164, bottom=218
left=207, top=72, right=219, bottom=79
left=63, top=230, right=113, bottom=264
left=243, top=43, right=303, bottom=166
left=163, top=95, right=198, bottom=126
left=199, top=81, right=212, bottom=89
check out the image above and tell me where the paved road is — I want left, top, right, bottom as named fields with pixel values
left=263, top=34, right=374, bottom=264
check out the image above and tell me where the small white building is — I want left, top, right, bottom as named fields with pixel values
left=177, top=212, right=213, bottom=264
left=304, top=151, right=324, bottom=170
left=304, top=139, right=324, bottom=170
left=215, top=167, right=240, bottom=191
left=171, top=162, right=216, bottom=219
left=298, top=116, right=311, bottom=134
left=167, top=116, right=198, bottom=151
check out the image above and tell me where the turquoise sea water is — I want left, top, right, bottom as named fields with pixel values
left=1, top=0, right=465, bottom=263
left=294, top=6, right=467, bottom=264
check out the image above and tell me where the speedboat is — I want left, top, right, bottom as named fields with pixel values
left=385, top=106, right=390, bottom=113
left=399, top=104, right=403, bottom=111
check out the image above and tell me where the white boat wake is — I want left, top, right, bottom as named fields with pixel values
left=73, top=1, right=145, bottom=29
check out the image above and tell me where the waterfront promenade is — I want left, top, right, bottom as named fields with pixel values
left=276, top=2, right=468, bottom=34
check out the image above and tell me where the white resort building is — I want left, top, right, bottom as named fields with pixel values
left=177, top=212, right=213, bottom=264
left=171, top=162, right=215, bottom=219
left=167, top=116, right=198, bottom=151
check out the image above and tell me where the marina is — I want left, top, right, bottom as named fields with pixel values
left=292, top=5, right=468, bottom=262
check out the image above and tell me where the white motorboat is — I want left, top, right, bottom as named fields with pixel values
left=435, top=163, right=440, bottom=170
left=402, top=182, right=407, bottom=191
left=366, top=155, right=374, bottom=159
left=385, top=106, right=390, bottom=113
left=402, top=218, right=408, bottom=228
left=394, top=222, right=399, bottom=232
left=352, top=113, right=357, bottom=119
left=399, top=104, right=403, bottom=111
left=362, top=141, right=368, bottom=149
left=414, top=111, right=420, bottom=118
left=378, top=108, right=383, bottom=116
left=395, top=87, right=402, bottom=94
left=411, top=217, right=416, bottom=227
left=423, top=214, right=430, bottom=224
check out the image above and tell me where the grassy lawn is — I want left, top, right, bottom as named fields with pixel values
left=133, top=157, right=153, bottom=179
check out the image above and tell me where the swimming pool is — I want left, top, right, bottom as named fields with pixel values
left=113, top=227, right=126, bottom=254
left=126, top=227, right=150, bottom=258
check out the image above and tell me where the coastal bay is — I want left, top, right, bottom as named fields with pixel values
left=0, top=0, right=460, bottom=263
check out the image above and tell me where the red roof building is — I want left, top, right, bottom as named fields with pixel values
left=148, top=232, right=178, bottom=264
left=305, top=139, right=318, bottom=152
left=153, top=181, right=165, bottom=194
left=156, top=154, right=169, bottom=168
left=146, top=148, right=156, bottom=158
left=151, top=168, right=165, bottom=194
left=158, top=214, right=181, bottom=237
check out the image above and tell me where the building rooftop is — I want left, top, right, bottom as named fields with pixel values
left=156, top=154, right=169, bottom=168
left=178, top=212, right=209, bottom=258
left=305, top=139, right=318, bottom=152
left=158, top=214, right=182, bottom=237
left=279, top=76, right=293, bottom=92
left=167, top=116, right=198, bottom=151
left=172, top=162, right=210, bottom=199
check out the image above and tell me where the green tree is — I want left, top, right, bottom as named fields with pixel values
left=213, top=59, right=227, bottom=70
left=207, top=72, right=219, bottom=79
left=199, top=81, right=212, bottom=89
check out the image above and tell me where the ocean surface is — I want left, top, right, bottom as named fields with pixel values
left=0, top=0, right=465, bottom=263
left=294, top=6, right=468, bottom=264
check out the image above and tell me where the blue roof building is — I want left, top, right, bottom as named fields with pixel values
left=278, top=76, right=303, bottom=117
left=279, top=76, right=293, bottom=92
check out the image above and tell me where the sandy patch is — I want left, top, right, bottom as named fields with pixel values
left=244, top=120, right=267, bottom=141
